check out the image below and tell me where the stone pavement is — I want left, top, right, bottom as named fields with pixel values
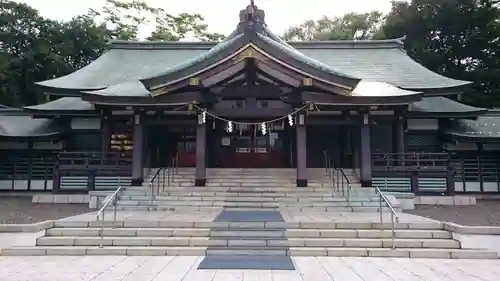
left=60, top=210, right=435, bottom=223
left=1, top=256, right=500, bottom=281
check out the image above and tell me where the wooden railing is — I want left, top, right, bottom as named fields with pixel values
left=58, top=152, right=132, bottom=169
left=0, top=153, right=56, bottom=192
left=54, top=152, right=132, bottom=192
left=372, top=152, right=453, bottom=195
left=372, top=152, right=449, bottom=172
left=451, top=153, right=500, bottom=193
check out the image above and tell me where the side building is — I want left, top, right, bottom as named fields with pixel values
left=0, top=4, right=498, bottom=195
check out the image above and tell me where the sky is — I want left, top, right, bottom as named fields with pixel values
left=18, top=0, right=393, bottom=37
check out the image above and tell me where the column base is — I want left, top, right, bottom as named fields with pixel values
left=195, top=179, right=206, bottom=187
left=361, top=180, right=372, bottom=187
left=296, top=179, right=308, bottom=187
left=131, top=178, right=143, bottom=186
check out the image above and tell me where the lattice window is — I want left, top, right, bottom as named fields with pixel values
left=406, top=133, right=441, bottom=152
left=68, top=132, right=101, bottom=151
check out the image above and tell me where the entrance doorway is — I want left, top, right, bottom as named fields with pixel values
left=215, top=123, right=291, bottom=168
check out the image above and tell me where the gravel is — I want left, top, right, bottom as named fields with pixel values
left=0, top=196, right=91, bottom=224
left=406, top=200, right=500, bottom=226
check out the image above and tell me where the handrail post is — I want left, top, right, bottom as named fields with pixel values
left=99, top=214, right=104, bottom=248
left=175, top=152, right=179, bottom=175
left=113, top=196, right=117, bottom=224
left=379, top=192, right=383, bottom=223
left=391, top=211, right=396, bottom=249
left=99, top=210, right=104, bottom=248
left=347, top=183, right=351, bottom=206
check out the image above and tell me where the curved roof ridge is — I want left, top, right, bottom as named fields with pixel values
left=107, top=38, right=405, bottom=50
left=256, top=33, right=358, bottom=80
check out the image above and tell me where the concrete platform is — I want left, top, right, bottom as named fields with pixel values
left=1, top=256, right=500, bottom=280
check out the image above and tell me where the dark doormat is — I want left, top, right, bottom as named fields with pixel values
left=197, top=256, right=295, bottom=270
left=213, top=210, right=285, bottom=222
left=199, top=209, right=295, bottom=270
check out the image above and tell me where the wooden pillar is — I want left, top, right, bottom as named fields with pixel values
left=195, top=115, right=207, bottom=186
left=296, top=114, right=307, bottom=187
left=131, top=114, right=144, bottom=185
left=478, top=143, right=484, bottom=193
left=53, top=167, right=61, bottom=193
left=360, top=113, right=372, bottom=187
left=101, top=116, right=110, bottom=154
left=392, top=114, right=406, bottom=155
left=27, top=142, right=33, bottom=191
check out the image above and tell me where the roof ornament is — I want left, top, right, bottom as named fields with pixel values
left=238, top=0, right=266, bottom=33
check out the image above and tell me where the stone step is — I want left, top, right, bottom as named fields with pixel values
left=131, top=188, right=369, bottom=194
left=118, top=195, right=379, bottom=202
left=1, top=246, right=497, bottom=259
left=35, top=236, right=461, bottom=249
left=117, top=200, right=381, bottom=207
left=45, top=227, right=452, bottom=239
left=145, top=178, right=357, bottom=184
left=116, top=201, right=385, bottom=208
left=133, top=183, right=364, bottom=189
left=53, top=220, right=440, bottom=230
left=123, top=189, right=373, bottom=196
left=109, top=204, right=401, bottom=210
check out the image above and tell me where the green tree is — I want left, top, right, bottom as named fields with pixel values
left=0, top=0, right=224, bottom=106
left=0, top=0, right=110, bottom=105
left=283, top=12, right=384, bottom=41
left=89, top=0, right=225, bottom=41
left=381, top=0, right=500, bottom=107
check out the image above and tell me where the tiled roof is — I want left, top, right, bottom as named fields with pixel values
left=24, top=97, right=93, bottom=111
left=36, top=39, right=469, bottom=93
left=448, top=116, right=500, bottom=139
left=0, top=115, right=60, bottom=138
left=411, top=97, right=486, bottom=115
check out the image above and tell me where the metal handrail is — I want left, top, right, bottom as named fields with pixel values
left=149, top=168, right=162, bottom=199
left=96, top=183, right=124, bottom=248
left=150, top=152, right=180, bottom=199
left=374, top=185, right=400, bottom=249
left=322, top=150, right=333, bottom=188
left=336, top=167, right=352, bottom=206
left=323, top=150, right=352, bottom=206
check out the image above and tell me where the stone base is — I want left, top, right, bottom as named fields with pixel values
left=195, top=179, right=206, bottom=187
left=131, top=178, right=143, bottom=186
left=32, top=194, right=90, bottom=204
left=296, top=179, right=307, bottom=187
left=361, top=180, right=372, bottom=187
left=414, top=196, right=476, bottom=206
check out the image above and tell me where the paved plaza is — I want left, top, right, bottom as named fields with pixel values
left=1, top=256, right=500, bottom=281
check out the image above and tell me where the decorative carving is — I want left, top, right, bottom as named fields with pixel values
left=233, top=45, right=268, bottom=63
left=303, top=78, right=313, bottom=86
left=238, top=0, right=266, bottom=33
left=189, top=77, right=200, bottom=85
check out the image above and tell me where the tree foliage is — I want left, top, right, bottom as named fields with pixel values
left=282, top=0, right=500, bottom=107
left=381, top=0, right=500, bottom=107
left=282, top=12, right=384, bottom=41
left=88, top=0, right=224, bottom=41
left=0, top=0, right=223, bottom=106
left=0, top=0, right=110, bottom=105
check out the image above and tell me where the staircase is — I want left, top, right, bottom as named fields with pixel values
left=2, top=220, right=497, bottom=258
left=116, top=168, right=388, bottom=212
left=1, top=168, right=497, bottom=259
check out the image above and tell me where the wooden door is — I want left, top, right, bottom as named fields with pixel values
left=219, top=125, right=285, bottom=168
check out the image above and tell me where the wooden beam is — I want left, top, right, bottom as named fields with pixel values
left=254, top=60, right=301, bottom=87
left=151, top=55, right=251, bottom=96
left=202, top=60, right=247, bottom=87
left=211, top=107, right=292, bottom=118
